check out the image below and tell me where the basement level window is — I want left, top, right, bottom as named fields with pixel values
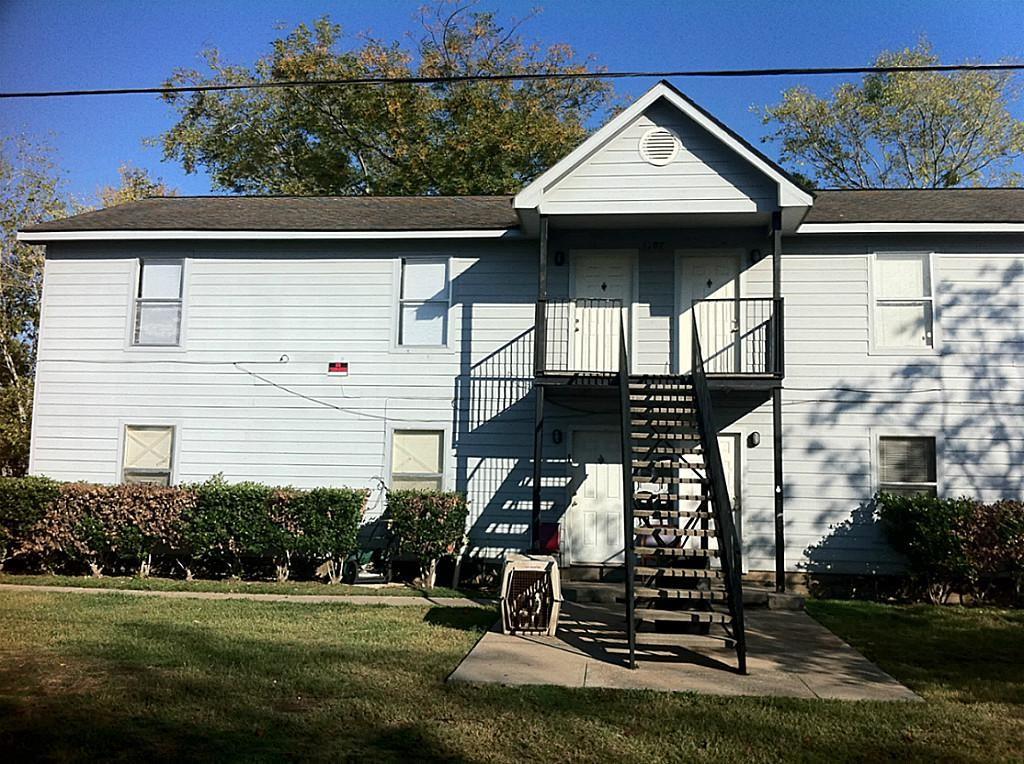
left=133, top=259, right=184, bottom=346
left=391, top=430, right=444, bottom=490
left=123, top=425, right=175, bottom=486
left=878, top=436, right=936, bottom=497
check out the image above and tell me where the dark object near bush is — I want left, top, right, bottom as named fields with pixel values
left=387, top=490, right=468, bottom=589
left=876, top=492, right=1023, bottom=604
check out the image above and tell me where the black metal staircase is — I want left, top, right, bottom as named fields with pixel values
left=618, top=324, right=747, bottom=672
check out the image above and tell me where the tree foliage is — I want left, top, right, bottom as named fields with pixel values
left=0, top=137, right=74, bottom=476
left=158, top=2, right=614, bottom=195
left=97, top=164, right=177, bottom=207
left=762, top=41, right=1024, bottom=188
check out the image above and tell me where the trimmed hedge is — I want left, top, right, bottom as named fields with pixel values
left=387, top=490, right=468, bottom=589
left=877, top=492, right=1024, bottom=604
left=0, top=476, right=367, bottom=581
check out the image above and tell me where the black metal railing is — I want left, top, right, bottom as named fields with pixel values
left=616, top=319, right=637, bottom=669
left=537, top=297, right=624, bottom=374
left=691, top=319, right=748, bottom=674
left=692, top=297, right=784, bottom=377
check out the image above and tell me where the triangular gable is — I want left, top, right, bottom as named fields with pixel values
left=514, top=80, right=813, bottom=215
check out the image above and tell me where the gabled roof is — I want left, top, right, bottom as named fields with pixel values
left=514, top=80, right=814, bottom=211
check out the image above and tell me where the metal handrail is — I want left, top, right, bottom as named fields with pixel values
left=539, top=297, right=624, bottom=375
left=691, top=318, right=748, bottom=674
left=616, top=319, right=637, bottom=669
left=691, top=297, right=784, bottom=377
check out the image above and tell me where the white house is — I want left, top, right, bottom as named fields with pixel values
left=19, top=81, right=1024, bottom=667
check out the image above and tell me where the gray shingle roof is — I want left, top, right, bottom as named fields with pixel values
left=22, top=195, right=519, bottom=233
left=20, top=188, right=1024, bottom=234
left=806, top=189, right=1024, bottom=224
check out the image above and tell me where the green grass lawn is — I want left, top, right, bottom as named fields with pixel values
left=0, top=591, right=1021, bottom=762
left=0, top=572, right=469, bottom=599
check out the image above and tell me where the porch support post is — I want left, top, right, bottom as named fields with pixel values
left=531, top=217, right=549, bottom=552
left=771, top=211, right=786, bottom=593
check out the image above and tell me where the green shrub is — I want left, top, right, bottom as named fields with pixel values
left=876, top=492, right=1024, bottom=605
left=387, top=490, right=468, bottom=589
left=280, top=487, right=368, bottom=583
left=61, top=483, right=195, bottom=577
left=968, top=500, right=1024, bottom=601
left=0, top=476, right=61, bottom=568
left=183, top=476, right=277, bottom=578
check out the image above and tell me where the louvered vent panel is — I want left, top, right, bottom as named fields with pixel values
left=639, top=128, right=680, bottom=166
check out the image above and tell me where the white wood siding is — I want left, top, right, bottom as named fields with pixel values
left=540, top=101, right=778, bottom=215
left=30, top=240, right=540, bottom=557
left=768, top=237, right=1024, bottom=574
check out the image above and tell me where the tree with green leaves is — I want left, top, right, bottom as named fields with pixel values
left=158, top=2, right=614, bottom=195
left=97, top=164, right=177, bottom=208
left=0, top=137, right=74, bottom=475
left=762, top=41, right=1024, bottom=188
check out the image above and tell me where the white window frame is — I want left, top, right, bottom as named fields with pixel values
left=387, top=427, right=449, bottom=491
left=130, top=257, right=186, bottom=349
left=871, top=429, right=941, bottom=497
left=393, top=256, right=452, bottom=350
left=119, top=423, right=178, bottom=486
left=868, top=251, right=939, bottom=355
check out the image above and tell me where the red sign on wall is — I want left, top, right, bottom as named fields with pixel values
left=328, top=361, right=349, bottom=376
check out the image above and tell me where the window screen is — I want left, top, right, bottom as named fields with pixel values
left=391, top=430, right=444, bottom=490
left=134, top=260, right=183, bottom=346
left=123, top=425, right=175, bottom=485
left=399, top=259, right=449, bottom=346
left=879, top=436, right=937, bottom=496
left=873, top=254, right=933, bottom=349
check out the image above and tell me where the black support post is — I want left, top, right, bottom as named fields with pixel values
left=531, top=218, right=549, bottom=552
left=771, top=211, right=786, bottom=593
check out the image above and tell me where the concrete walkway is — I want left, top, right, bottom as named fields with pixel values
left=0, top=582, right=489, bottom=608
left=449, top=601, right=920, bottom=701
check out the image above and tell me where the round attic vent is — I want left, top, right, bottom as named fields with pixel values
left=639, top=127, right=680, bottom=166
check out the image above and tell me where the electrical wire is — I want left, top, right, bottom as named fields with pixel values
left=3, top=62, right=1023, bottom=99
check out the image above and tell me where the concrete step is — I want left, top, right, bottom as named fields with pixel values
left=561, top=581, right=622, bottom=604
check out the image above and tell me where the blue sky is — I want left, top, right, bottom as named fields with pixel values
left=2, top=0, right=1023, bottom=200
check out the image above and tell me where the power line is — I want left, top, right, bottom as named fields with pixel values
left=2, top=62, right=1023, bottom=100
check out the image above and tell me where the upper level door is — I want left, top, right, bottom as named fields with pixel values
left=677, top=254, right=740, bottom=374
left=571, top=250, right=635, bottom=372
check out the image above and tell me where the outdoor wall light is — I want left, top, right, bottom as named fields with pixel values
left=748, top=248, right=762, bottom=265
left=552, top=428, right=563, bottom=444
left=554, top=251, right=566, bottom=266
left=747, top=431, right=761, bottom=448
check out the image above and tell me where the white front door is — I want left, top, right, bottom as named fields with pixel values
left=572, top=250, right=634, bottom=372
left=678, top=255, right=739, bottom=373
left=568, top=429, right=624, bottom=564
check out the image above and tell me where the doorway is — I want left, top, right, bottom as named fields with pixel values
left=571, top=250, right=636, bottom=372
left=677, top=253, right=740, bottom=374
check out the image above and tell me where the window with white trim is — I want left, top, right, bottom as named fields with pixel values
left=872, top=254, right=933, bottom=349
left=390, top=430, right=444, bottom=490
left=122, top=425, right=175, bottom=485
left=134, top=259, right=183, bottom=346
left=398, top=258, right=449, bottom=346
left=878, top=436, right=937, bottom=496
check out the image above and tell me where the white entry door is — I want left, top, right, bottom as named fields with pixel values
left=678, top=255, right=739, bottom=373
left=572, top=250, right=634, bottom=372
left=568, top=429, right=624, bottom=564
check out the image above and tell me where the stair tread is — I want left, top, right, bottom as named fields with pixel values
left=634, top=608, right=732, bottom=624
left=634, top=586, right=729, bottom=601
left=634, top=546, right=719, bottom=558
left=633, top=509, right=711, bottom=518
left=635, top=566, right=724, bottom=578
left=634, top=526, right=714, bottom=538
